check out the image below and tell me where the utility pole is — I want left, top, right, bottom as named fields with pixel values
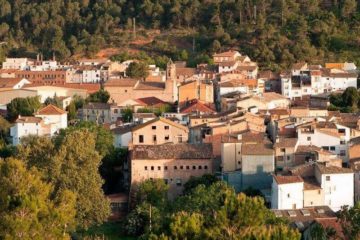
left=133, top=17, right=136, bottom=39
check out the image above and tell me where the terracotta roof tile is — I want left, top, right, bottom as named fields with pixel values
left=274, top=175, right=303, bottom=185
left=36, top=104, right=66, bottom=115
left=15, top=116, right=43, bottom=123
left=132, top=143, right=213, bottom=159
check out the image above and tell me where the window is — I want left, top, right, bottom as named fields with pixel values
left=287, top=193, right=291, bottom=198
left=151, top=166, right=154, bottom=170
left=281, top=148, right=286, bottom=153
left=114, top=109, right=118, bottom=114
left=326, top=176, right=330, bottom=181
left=152, top=126, right=156, bottom=130
left=307, top=136, right=311, bottom=141
left=287, top=156, right=290, bottom=160
left=338, top=129, right=345, bottom=134
left=139, top=135, right=144, bottom=143
left=340, top=150, right=346, bottom=156
left=174, top=166, right=177, bottom=170
left=165, top=135, right=169, bottom=141
left=144, top=166, right=148, bottom=170
left=204, top=165, right=208, bottom=170
left=199, top=166, right=202, bottom=170
left=176, top=178, right=182, bottom=186
left=164, top=166, right=168, bottom=171
left=318, top=190, right=321, bottom=194
left=186, top=166, right=190, bottom=170
left=153, top=135, right=157, bottom=142
left=340, top=140, right=346, bottom=145
left=164, top=126, right=169, bottom=130
left=164, top=179, right=168, bottom=184
left=192, top=166, right=196, bottom=170
left=330, top=146, right=335, bottom=151
left=158, top=166, right=161, bottom=170
left=180, top=166, right=183, bottom=170
left=322, top=146, right=329, bottom=151
left=125, top=89, right=127, bottom=93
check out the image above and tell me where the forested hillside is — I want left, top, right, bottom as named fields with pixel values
left=0, top=0, right=359, bottom=70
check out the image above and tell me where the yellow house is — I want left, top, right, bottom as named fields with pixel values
left=132, top=117, right=189, bottom=146
left=178, top=80, right=213, bottom=106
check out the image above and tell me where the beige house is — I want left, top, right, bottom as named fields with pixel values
left=130, top=144, right=213, bottom=197
left=105, top=78, right=175, bottom=104
left=236, top=92, right=290, bottom=110
left=132, top=117, right=189, bottom=146
left=81, top=102, right=122, bottom=124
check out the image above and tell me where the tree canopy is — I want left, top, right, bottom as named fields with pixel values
left=0, top=158, right=76, bottom=239
left=124, top=178, right=300, bottom=239
left=126, top=62, right=149, bottom=79
left=6, top=96, right=42, bottom=122
left=16, top=130, right=111, bottom=229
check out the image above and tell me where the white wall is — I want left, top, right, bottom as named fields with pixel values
left=271, top=180, right=304, bottom=210
left=114, top=132, right=132, bottom=148
left=10, top=122, right=43, bottom=145
left=320, top=173, right=354, bottom=211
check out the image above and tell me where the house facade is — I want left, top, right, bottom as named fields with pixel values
left=130, top=144, right=213, bottom=197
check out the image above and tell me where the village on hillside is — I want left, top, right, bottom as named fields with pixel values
left=1, top=50, right=360, bottom=239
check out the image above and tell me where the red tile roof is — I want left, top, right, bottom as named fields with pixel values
left=36, top=104, right=66, bottom=115
left=274, top=175, right=303, bottom=185
left=136, top=97, right=166, bottom=106
left=180, top=100, right=216, bottom=114
left=25, top=83, right=101, bottom=93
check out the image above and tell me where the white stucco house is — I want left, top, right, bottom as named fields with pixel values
left=271, top=175, right=304, bottom=210
left=297, top=121, right=351, bottom=163
left=271, top=163, right=354, bottom=212
left=10, top=104, right=68, bottom=145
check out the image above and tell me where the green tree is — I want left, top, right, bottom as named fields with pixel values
left=17, top=131, right=111, bottom=229
left=87, top=88, right=110, bottom=103
left=0, top=158, right=76, bottom=239
left=57, top=121, right=114, bottom=157
left=44, top=95, right=63, bottom=109
left=0, top=116, right=11, bottom=144
left=169, top=212, right=204, bottom=240
left=342, top=87, right=359, bottom=109
left=183, top=174, right=219, bottom=195
left=339, top=202, right=360, bottom=239
left=53, top=130, right=110, bottom=228
left=126, top=62, right=149, bottom=79
left=6, top=96, right=42, bottom=122
left=67, top=101, right=77, bottom=120
left=309, top=222, right=336, bottom=240
left=122, top=107, right=133, bottom=122
left=134, top=179, right=169, bottom=208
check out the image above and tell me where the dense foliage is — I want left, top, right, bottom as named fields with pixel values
left=123, top=178, right=300, bottom=239
left=339, top=202, right=360, bottom=239
left=6, top=96, right=42, bottom=121
left=0, top=0, right=359, bottom=69
left=329, top=87, right=360, bottom=112
left=87, top=88, right=110, bottom=103
left=126, top=61, right=150, bottom=79
left=17, top=131, right=111, bottom=229
left=0, top=158, right=76, bottom=239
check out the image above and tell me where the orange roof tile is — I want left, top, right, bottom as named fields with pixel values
left=274, top=175, right=303, bottom=185
left=36, top=104, right=66, bottom=115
